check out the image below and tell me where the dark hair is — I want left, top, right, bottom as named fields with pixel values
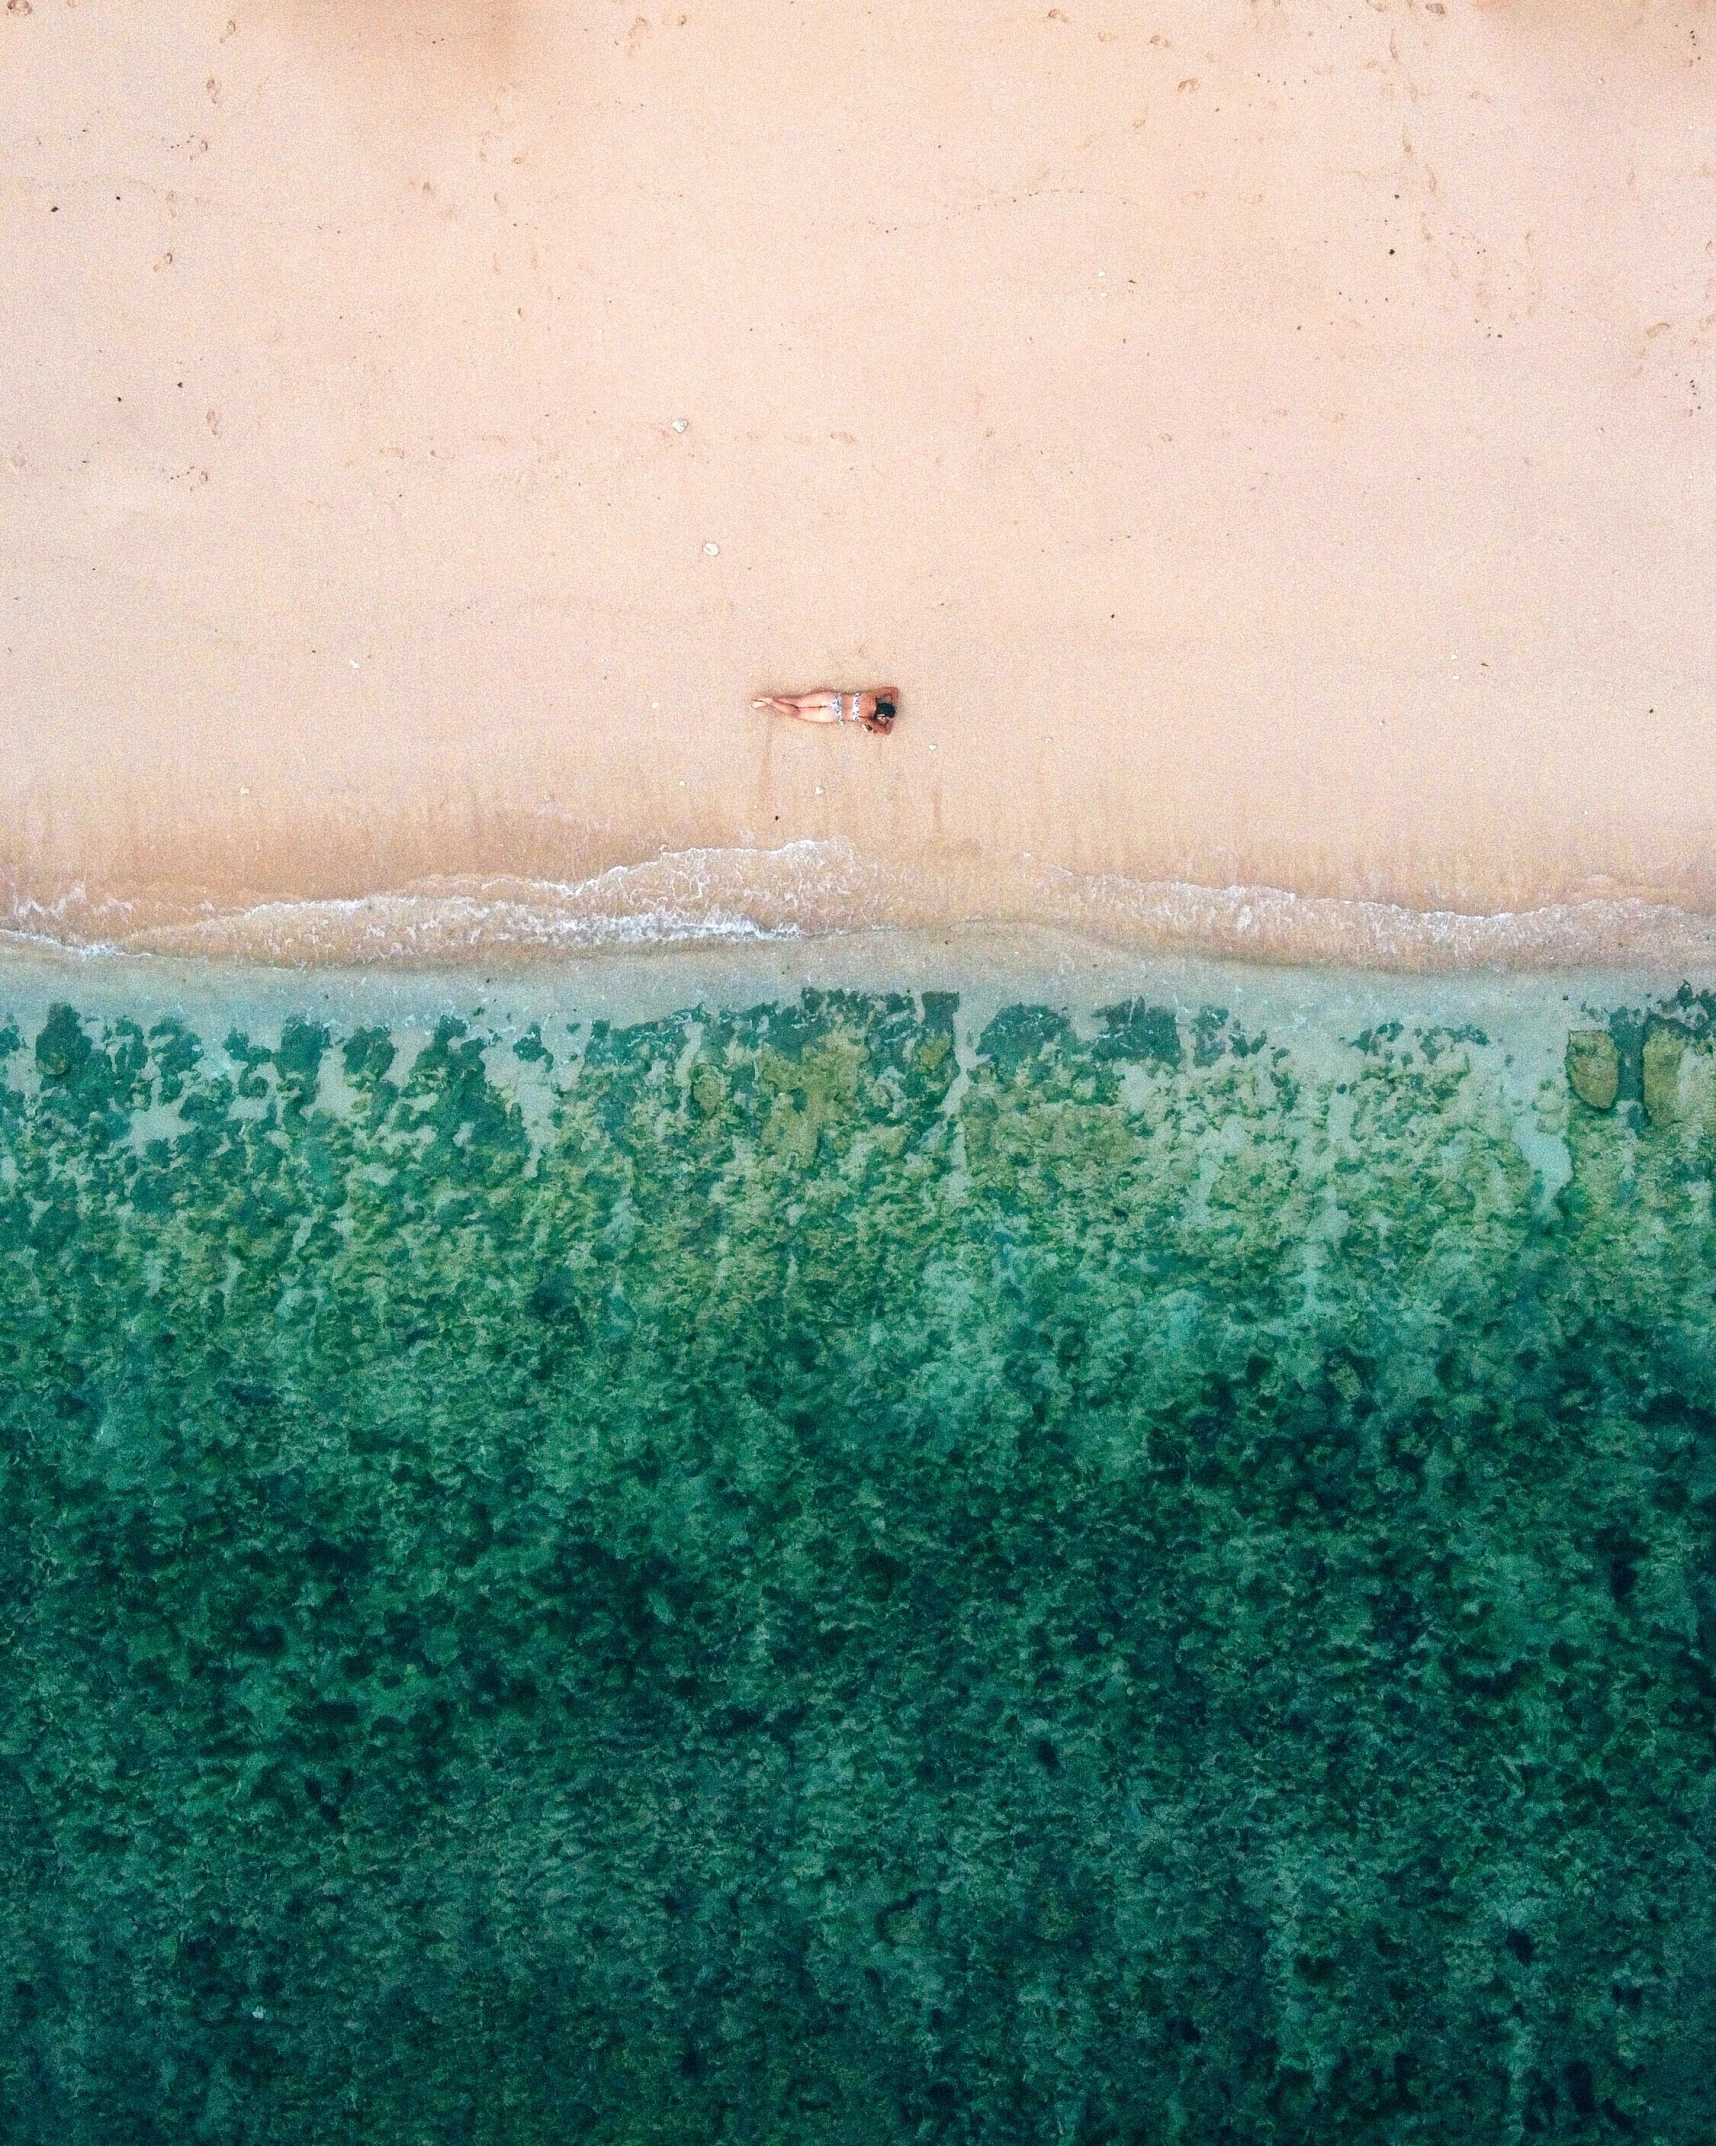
left=874, top=699, right=896, bottom=721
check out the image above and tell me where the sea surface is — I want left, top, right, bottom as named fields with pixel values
left=2, top=932, right=1714, bottom=2143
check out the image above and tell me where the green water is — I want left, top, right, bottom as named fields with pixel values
left=1, top=960, right=1714, bottom=2143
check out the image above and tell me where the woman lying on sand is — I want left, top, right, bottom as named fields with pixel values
left=752, top=688, right=899, bottom=734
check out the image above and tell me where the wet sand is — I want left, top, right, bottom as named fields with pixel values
left=4, top=0, right=1715, bottom=955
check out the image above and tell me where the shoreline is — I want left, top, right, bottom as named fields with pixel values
left=6, top=845, right=1716, bottom=977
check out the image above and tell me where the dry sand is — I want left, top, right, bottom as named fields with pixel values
left=3, top=0, right=1715, bottom=958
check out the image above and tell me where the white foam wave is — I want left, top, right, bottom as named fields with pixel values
left=0, top=842, right=886, bottom=965
left=3, top=842, right=1714, bottom=972
left=1047, top=870, right=1716, bottom=971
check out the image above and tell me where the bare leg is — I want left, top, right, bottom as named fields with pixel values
left=752, top=692, right=844, bottom=725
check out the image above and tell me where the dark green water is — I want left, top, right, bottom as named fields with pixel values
left=2, top=961, right=1714, bottom=2143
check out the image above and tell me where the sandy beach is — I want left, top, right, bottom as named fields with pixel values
left=4, top=0, right=1715, bottom=958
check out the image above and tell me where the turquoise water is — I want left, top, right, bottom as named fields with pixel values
left=1, top=948, right=1714, bottom=2143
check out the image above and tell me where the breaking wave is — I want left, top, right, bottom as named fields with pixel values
left=4, top=841, right=1715, bottom=972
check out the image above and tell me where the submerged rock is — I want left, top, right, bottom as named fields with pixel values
left=1643, top=1024, right=1686, bottom=1126
left=1566, top=1029, right=1619, bottom=1111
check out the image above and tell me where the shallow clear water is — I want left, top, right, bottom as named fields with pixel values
left=2, top=947, right=1714, bottom=2142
